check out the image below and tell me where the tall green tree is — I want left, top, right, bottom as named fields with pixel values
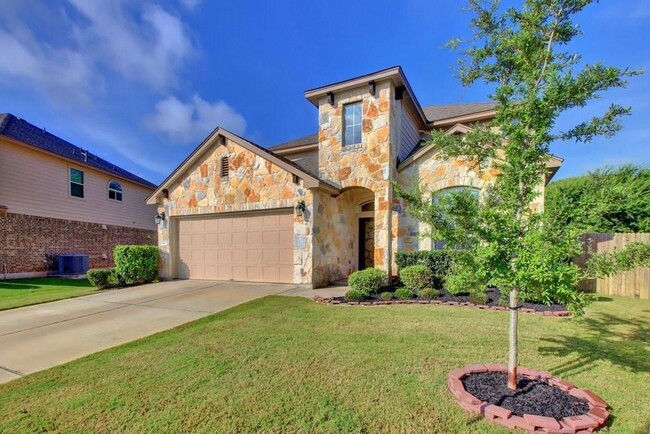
left=399, top=0, right=641, bottom=390
left=546, top=165, right=650, bottom=233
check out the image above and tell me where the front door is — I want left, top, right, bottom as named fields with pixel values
left=358, top=217, right=375, bottom=270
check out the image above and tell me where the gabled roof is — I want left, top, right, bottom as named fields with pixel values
left=304, top=66, right=429, bottom=125
left=424, top=102, right=498, bottom=123
left=0, top=113, right=156, bottom=189
left=269, top=103, right=498, bottom=153
left=270, top=133, right=318, bottom=152
left=146, top=127, right=340, bottom=205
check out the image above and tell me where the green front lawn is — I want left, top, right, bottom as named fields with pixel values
left=0, top=296, right=648, bottom=433
left=0, top=277, right=98, bottom=311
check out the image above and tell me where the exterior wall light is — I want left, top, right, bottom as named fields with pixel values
left=294, top=200, right=306, bottom=218
left=155, top=212, right=166, bottom=225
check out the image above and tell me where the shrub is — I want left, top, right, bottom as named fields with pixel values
left=348, top=268, right=387, bottom=294
left=400, top=265, right=434, bottom=292
left=114, top=245, right=159, bottom=285
left=87, top=268, right=118, bottom=290
left=379, top=291, right=394, bottom=300
left=345, top=289, right=368, bottom=302
left=469, top=290, right=489, bottom=305
left=394, top=288, right=414, bottom=300
left=395, top=250, right=457, bottom=288
left=417, top=287, right=440, bottom=299
left=498, top=295, right=509, bottom=307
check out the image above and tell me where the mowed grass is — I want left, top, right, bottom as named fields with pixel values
left=0, top=278, right=97, bottom=311
left=0, top=296, right=648, bottom=433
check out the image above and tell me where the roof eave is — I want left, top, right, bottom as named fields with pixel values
left=146, top=128, right=329, bottom=205
left=1, top=134, right=156, bottom=190
left=303, top=66, right=428, bottom=125
left=429, top=109, right=497, bottom=128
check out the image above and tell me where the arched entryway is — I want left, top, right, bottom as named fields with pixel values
left=333, top=186, right=375, bottom=277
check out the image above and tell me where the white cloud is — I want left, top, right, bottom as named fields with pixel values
left=68, top=0, right=193, bottom=90
left=145, top=94, right=247, bottom=144
left=181, top=0, right=201, bottom=11
left=0, top=28, right=97, bottom=104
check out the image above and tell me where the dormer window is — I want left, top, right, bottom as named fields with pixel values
left=343, top=102, right=362, bottom=146
left=108, top=180, right=123, bottom=202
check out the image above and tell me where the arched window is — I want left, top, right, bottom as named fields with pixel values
left=108, top=180, right=123, bottom=202
left=361, top=201, right=375, bottom=212
left=432, top=186, right=480, bottom=205
left=431, top=186, right=480, bottom=250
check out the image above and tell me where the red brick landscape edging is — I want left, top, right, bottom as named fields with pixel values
left=313, top=296, right=571, bottom=317
left=448, top=364, right=610, bottom=433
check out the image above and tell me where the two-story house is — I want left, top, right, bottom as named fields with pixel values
left=0, top=114, right=158, bottom=279
left=147, top=66, right=562, bottom=287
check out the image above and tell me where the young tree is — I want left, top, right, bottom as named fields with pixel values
left=399, top=0, right=640, bottom=390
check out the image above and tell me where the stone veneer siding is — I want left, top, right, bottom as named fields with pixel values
left=394, top=149, right=546, bottom=271
left=155, top=137, right=313, bottom=284
left=315, top=80, right=398, bottom=283
left=0, top=212, right=156, bottom=276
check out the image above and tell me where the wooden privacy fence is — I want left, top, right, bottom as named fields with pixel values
left=575, top=233, right=650, bottom=299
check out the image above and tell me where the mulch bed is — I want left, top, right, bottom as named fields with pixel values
left=448, top=364, right=610, bottom=433
left=462, top=372, right=589, bottom=419
left=315, top=287, right=571, bottom=316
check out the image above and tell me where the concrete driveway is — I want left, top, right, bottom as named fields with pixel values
left=0, top=280, right=301, bottom=384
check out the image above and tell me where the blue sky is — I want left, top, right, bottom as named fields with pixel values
left=1, top=0, right=648, bottom=185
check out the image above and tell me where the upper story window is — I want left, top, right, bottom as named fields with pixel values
left=69, top=168, right=84, bottom=198
left=221, top=156, right=229, bottom=178
left=108, top=180, right=123, bottom=202
left=343, top=101, right=362, bottom=146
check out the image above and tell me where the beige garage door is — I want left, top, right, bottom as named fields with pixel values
left=176, top=210, right=294, bottom=283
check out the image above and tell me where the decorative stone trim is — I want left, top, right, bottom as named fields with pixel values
left=313, top=296, right=571, bottom=317
left=447, top=364, right=610, bottom=433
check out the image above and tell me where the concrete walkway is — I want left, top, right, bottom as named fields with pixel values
left=0, top=280, right=302, bottom=384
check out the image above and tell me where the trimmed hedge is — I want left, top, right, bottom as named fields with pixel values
left=395, top=250, right=457, bottom=288
left=395, top=288, right=414, bottom=300
left=400, top=265, right=434, bottom=291
left=345, top=289, right=368, bottom=302
left=87, top=268, right=119, bottom=290
left=348, top=268, right=387, bottom=294
left=114, top=245, right=159, bottom=285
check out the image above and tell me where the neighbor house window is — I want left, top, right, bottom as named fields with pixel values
left=69, top=168, right=84, bottom=198
left=221, top=156, right=229, bottom=178
left=108, top=180, right=123, bottom=202
left=343, top=101, right=362, bottom=146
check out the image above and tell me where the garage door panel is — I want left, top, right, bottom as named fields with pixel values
left=176, top=210, right=294, bottom=283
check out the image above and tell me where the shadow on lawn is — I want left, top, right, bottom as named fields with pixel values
left=538, top=311, right=650, bottom=377
left=0, top=278, right=92, bottom=290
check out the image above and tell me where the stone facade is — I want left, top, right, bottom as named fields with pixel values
left=314, top=81, right=397, bottom=284
left=150, top=69, right=554, bottom=288
left=0, top=212, right=156, bottom=278
left=156, top=137, right=313, bottom=284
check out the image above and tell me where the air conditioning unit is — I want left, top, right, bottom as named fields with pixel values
left=58, top=254, right=89, bottom=274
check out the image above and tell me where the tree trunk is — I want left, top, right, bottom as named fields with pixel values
left=507, top=286, right=519, bottom=390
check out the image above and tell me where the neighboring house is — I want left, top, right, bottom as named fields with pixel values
left=0, top=114, right=157, bottom=279
left=147, top=66, right=562, bottom=287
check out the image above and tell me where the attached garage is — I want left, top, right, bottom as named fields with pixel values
left=175, top=210, right=294, bottom=283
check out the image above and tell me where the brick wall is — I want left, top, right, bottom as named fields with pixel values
left=0, top=212, right=157, bottom=274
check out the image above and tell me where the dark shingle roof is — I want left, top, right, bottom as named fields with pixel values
left=269, top=133, right=318, bottom=151
left=423, top=102, right=497, bottom=122
left=269, top=103, right=497, bottom=151
left=0, top=113, right=156, bottom=189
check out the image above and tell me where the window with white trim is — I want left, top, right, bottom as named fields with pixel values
left=69, top=168, right=84, bottom=198
left=108, top=180, right=123, bottom=202
left=343, top=101, right=362, bottom=146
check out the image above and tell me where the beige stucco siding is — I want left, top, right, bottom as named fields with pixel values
left=0, top=139, right=156, bottom=230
